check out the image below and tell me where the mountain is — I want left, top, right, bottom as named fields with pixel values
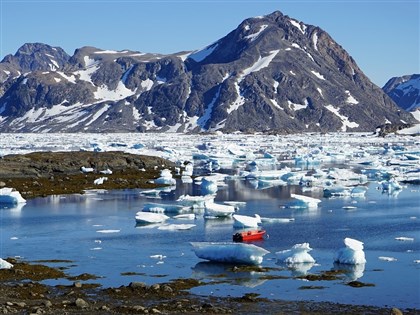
left=382, top=74, right=420, bottom=112
left=0, top=11, right=416, bottom=133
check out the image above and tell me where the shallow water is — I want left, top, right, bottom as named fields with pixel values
left=1, top=178, right=419, bottom=309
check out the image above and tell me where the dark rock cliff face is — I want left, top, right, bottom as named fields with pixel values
left=0, top=11, right=416, bottom=133
left=383, top=74, right=420, bottom=112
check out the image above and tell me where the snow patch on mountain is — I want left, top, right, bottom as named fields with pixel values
left=325, top=104, right=359, bottom=131
left=244, top=24, right=268, bottom=41
left=289, top=19, right=306, bottom=34
left=345, top=90, right=359, bottom=104
left=188, top=43, right=218, bottom=62
left=311, top=70, right=325, bottom=80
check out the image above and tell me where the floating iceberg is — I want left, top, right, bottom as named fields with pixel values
left=290, top=193, right=321, bottom=208
left=334, top=237, right=366, bottom=265
left=0, top=187, right=26, bottom=204
left=276, top=243, right=316, bottom=264
left=204, top=201, right=235, bottom=218
left=177, top=194, right=214, bottom=209
left=143, top=202, right=190, bottom=214
left=0, top=258, right=13, bottom=269
left=154, top=169, right=176, bottom=186
left=232, top=214, right=261, bottom=228
left=191, top=242, right=270, bottom=265
left=135, top=211, right=169, bottom=224
left=381, top=177, right=403, bottom=192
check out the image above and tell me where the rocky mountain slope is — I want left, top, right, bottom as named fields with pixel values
left=0, top=11, right=415, bottom=133
left=383, top=74, right=420, bottom=112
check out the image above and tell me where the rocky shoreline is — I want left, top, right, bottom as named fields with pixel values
left=0, top=258, right=413, bottom=315
left=0, top=151, right=176, bottom=199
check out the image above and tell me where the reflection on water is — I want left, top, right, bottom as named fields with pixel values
left=192, top=261, right=267, bottom=288
left=276, top=261, right=315, bottom=277
left=333, top=262, right=366, bottom=282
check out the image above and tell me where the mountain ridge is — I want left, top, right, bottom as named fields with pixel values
left=0, top=10, right=416, bottom=133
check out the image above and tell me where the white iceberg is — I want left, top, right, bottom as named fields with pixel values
left=204, top=201, right=235, bottom=218
left=334, top=237, right=366, bottom=264
left=0, top=258, right=13, bottom=269
left=191, top=242, right=270, bottom=265
left=135, top=211, right=169, bottom=224
left=0, top=187, right=26, bottom=204
left=276, top=243, right=316, bottom=264
left=290, top=193, right=321, bottom=208
left=232, top=214, right=261, bottom=228
left=177, top=194, right=214, bottom=209
left=154, top=169, right=176, bottom=186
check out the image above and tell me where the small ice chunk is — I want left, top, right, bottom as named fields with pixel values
left=276, top=243, right=316, bottom=264
left=96, top=229, right=120, bottom=233
left=378, top=256, right=397, bottom=262
left=81, top=166, right=94, bottom=173
left=0, top=187, right=26, bottom=204
left=395, top=237, right=414, bottom=241
left=0, top=258, right=13, bottom=269
left=94, top=177, right=108, bottom=185
left=150, top=254, right=166, bottom=260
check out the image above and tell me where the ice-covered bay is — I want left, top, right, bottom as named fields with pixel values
left=0, top=132, right=419, bottom=309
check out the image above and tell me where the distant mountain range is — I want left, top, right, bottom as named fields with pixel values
left=0, top=11, right=416, bottom=133
left=382, top=74, right=420, bottom=112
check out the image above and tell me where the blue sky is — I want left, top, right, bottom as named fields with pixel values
left=1, top=0, right=418, bottom=87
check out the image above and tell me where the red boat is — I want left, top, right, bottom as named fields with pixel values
left=233, top=229, right=266, bottom=242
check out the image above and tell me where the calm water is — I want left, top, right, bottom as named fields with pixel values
left=1, top=178, right=419, bottom=309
